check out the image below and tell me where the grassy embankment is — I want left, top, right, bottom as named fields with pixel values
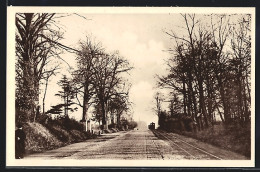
left=173, top=123, right=251, bottom=158
left=23, top=117, right=95, bottom=154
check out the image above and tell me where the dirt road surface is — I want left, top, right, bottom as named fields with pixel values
left=25, top=129, right=248, bottom=160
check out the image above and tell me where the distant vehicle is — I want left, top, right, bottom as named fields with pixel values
left=148, top=122, right=155, bottom=130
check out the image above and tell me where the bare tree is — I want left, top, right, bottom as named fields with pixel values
left=15, top=13, right=64, bottom=122
left=108, top=91, right=131, bottom=128
left=92, top=51, right=133, bottom=130
left=15, top=13, right=88, bottom=123
left=159, top=13, right=251, bottom=131
left=229, top=14, right=251, bottom=123
left=73, top=36, right=103, bottom=123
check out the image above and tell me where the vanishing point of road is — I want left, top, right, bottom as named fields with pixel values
left=25, top=129, right=248, bottom=160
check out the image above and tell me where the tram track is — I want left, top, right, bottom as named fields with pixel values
left=152, top=130, right=222, bottom=160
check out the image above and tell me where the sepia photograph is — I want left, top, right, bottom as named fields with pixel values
left=6, top=7, right=255, bottom=167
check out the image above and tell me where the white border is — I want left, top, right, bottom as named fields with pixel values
left=6, top=6, right=255, bottom=167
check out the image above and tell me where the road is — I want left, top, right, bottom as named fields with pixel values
left=25, top=129, right=248, bottom=160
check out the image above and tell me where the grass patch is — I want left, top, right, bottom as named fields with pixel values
left=69, top=129, right=88, bottom=142
left=45, top=124, right=72, bottom=143
left=23, top=122, right=63, bottom=153
left=174, top=123, right=251, bottom=158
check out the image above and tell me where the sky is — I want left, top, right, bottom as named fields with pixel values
left=39, top=13, right=185, bottom=126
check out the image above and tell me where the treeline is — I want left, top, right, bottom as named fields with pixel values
left=15, top=13, right=134, bottom=131
left=157, top=14, right=251, bottom=131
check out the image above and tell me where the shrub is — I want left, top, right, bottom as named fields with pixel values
left=23, top=122, right=63, bottom=153
left=70, top=129, right=87, bottom=142
left=103, top=129, right=112, bottom=133
left=108, top=123, right=116, bottom=129
left=110, top=128, right=118, bottom=133
left=45, top=124, right=73, bottom=143
left=48, top=116, right=84, bottom=131
left=63, top=117, right=84, bottom=130
left=128, top=121, right=138, bottom=129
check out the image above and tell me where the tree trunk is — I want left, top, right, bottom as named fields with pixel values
left=42, top=78, right=49, bottom=115
left=237, top=73, right=243, bottom=122
left=111, top=112, right=115, bottom=125
left=183, top=81, right=187, bottom=115
left=64, top=93, right=66, bottom=117
left=187, top=72, right=198, bottom=124
left=217, top=105, right=225, bottom=122
left=82, top=85, right=89, bottom=121
left=117, top=112, right=121, bottom=129
left=21, top=61, right=39, bottom=123
left=216, top=74, right=231, bottom=124
left=101, top=100, right=107, bottom=129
